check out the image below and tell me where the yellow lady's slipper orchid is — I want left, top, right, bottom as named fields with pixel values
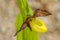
left=29, top=18, right=48, bottom=33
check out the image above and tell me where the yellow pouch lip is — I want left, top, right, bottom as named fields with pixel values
left=29, top=18, right=48, bottom=33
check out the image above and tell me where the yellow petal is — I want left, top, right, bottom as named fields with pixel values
left=29, top=18, right=48, bottom=33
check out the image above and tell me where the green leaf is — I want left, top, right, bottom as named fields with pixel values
left=15, top=13, right=23, bottom=40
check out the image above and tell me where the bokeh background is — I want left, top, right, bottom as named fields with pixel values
left=0, top=0, right=60, bottom=40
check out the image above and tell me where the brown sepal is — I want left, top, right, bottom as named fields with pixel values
left=14, top=22, right=28, bottom=36
left=33, top=9, right=52, bottom=17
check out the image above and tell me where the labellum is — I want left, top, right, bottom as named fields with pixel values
left=29, top=18, right=47, bottom=33
left=14, top=9, right=52, bottom=36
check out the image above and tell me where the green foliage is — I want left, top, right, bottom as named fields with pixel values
left=15, top=0, right=38, bottom=40
left=15, top=13, right=23, bottom=40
